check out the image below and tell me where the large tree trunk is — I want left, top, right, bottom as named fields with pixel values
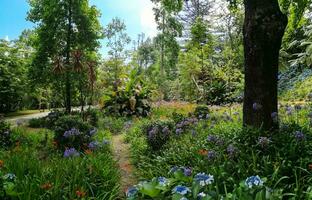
left=65, top=0, right=72, bottom=114
left=243, top=0, right=287, bottom=130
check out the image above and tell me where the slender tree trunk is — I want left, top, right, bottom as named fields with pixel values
left=243, top=0, right=287, bottom=130
left=160, top=11, right=165, bottom=77
left=65, top=0, right=72, bottom=114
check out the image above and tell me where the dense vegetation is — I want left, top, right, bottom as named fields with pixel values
left=1, top=0, right=312, bottom=199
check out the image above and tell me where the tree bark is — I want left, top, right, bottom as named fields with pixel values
left=243, top=0, right=287, bottom=130
left=65, top=0, right=72, bottom=114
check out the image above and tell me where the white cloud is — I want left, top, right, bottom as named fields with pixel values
left=139, top=0, right=158, bottom=38
left=4, top=35, right=9, bottom=42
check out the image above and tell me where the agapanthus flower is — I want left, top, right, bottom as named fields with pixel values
left=63, top=148, right=80, bottom=158
left=88, top=128, right=97, bottom=136
left=102, top=139, right=110, bottom=145
left=184, top=167, right=192, bottom=176
left=271, top=112, right=278, bottom=122
left=158, top=177, right=169, bottom=186
left=226, top=144, right=237, bottom=157
left=252, top=103, right=262, bottom=111
left=207, top=150, right=218, bottom=160
left=294, top=131, right=305, bottom=141
left=3, top=173, right=16, bottom=181
left=148, top=127, right=158, bottom=139
left=162, top=127, right=170, bottom=135
left=88, top=141, right=100, bottom=150
left=245, top=175, right=263, bottom=188
left=286, top=106, right=293, bottom=115
left=176, top=128, right=183, bottom=135
left=198, top=192, right=207, bottom=198
left=172, top=185, right=191, bottom=195
left=207, top=135, right=218, bottom=143
left=63, top=128, right=80, bottom=138
left=194, top=173, right=214, bottom=186
left=126, top=186, right=138, bottom=197
left=258, top=137, right=271, bottom=148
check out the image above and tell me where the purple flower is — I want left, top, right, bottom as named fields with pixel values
left=162, top=127, right=170, bottom=135
left=176, top=128, right=183, bottom=135
left=88, top=141, right=100, bottom=150
left=286, top=106, right=293, bottom=115
left=294, top=131, right=305, bottom=141
left=63, top=128, right=80, bottom=138
left=271, top=112, right=278, bottom=122
left=63, top=148, right=80, bottom=158
left=253, top=103, right=263, bottom=111
left=207, top=135, right=218, bottom=143
left=184, top=167, right=192, bottom=176
left=89, top=128, right=97, bottom=136
left=227, top=144, right=237, bottom=157
left=207, top=150, right=217, bottom=160
left=258, top=137, right=271, bottom=148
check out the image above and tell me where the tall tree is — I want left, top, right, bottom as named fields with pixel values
left=242, top=0, right=287, bottom=130
left=27, top=0, right=102, bottom=113
left=104, top=17, right=131, bottom=93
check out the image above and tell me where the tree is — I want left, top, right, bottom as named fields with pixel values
left=104, top=17, right=131, bottom=93
left=242, top=0, right=288, bottom=130
left=27, top=0, right=102, bottom=113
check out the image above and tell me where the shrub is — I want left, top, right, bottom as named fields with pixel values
left=194, top=105, right=210, bottom=119
left=28, top=118, right=45, bottom=128
left=52, top=115, right=93, bottom=151
left=0, top=120, right=12, bottom=148
left=84, top=108, right=99, bottom=127
left=143, top=120, right=175, bottom=151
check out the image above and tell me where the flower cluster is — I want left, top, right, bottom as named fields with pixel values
left=64, top=148, right=80, bottom=158
left=258, top=137, right=271, bottom=148
left=126, top=186, right=138, bottom=198
left=63, top=128, right=81, bottom=138
left=175, top=117, right=198, bottom=135
left=194, top=173, right=214, bottom=186
left=169, top=166, right=193, bottom=177
left=226, top=144, right=237, bottom=158
left=172, top=185, right=191, bottom=195
left=245, top=175, right=263, bottom=188
left=207, top=135, right=224, bottom=146
left=158, top=177, right=170, bottom=187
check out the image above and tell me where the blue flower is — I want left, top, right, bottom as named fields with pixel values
left=258, top=137, right=271, bottom=148
left=88, top=141, right=100, bottom=150
left=207, top=135, right=218, bottom=143
left=294, top=131, right=305, bottom=141
left=126, top=186, right=138, bottom=197
left=245, top=175, right=263, bottom=188
left=162, top=127, right=170, bottom=135
left=198, top=192, right=207, bottom=199
left=63, top=128, right=80, bottom=138
left=172, top=185, right=191, bottom=195
left=63, top=148, right=80, bottom=158
left=227, top=144, right=237, bottom=157
left=176, top=128, right=183, bottom=135
left=3, top=173, right=16, bottom=181
left=207, top=150, right=218, bottom=160
left=89, top=128, right=97, bottom=136
left=194, top=173, right=214, bottom=186
left=158, top=177, right=169, bottom=186
left=184, top=167, right=192, bottom=176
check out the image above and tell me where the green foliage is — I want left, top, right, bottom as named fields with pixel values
left=52, top=115, right=93, bottom=151
left=194, top=105, right=210, bottom=119
left=0, top=120, right=12, bottom=148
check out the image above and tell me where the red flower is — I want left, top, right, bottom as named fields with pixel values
left=76, top=189, right=86, bottom=198
left=198, top=149, right=208, bottom=156
left=40, top=183, right=52, bottom=190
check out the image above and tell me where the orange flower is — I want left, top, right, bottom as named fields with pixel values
left=84, top=149, right=92, bottom=155
left=309, top=164, right=312, bottom=170
left=198, top=149, right=208, bottom=156
left=40, top=183, right=52, bottom=190
left=52, top=140, right=58, bottom=147
left=0, top=160, right=4, bottom=168
left=76, top=189, right=86, bottom=198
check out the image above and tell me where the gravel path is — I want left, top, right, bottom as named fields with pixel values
left=5, top=111, right=51, bottom=126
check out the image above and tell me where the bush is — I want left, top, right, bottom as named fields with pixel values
left=143, top=120, right=175, bottom=151
left=52, top=115, right=94, bottom=151
left=28, top=118, right=45, bottom=128
left=84, top=108, right=99, bottom=127
left=0, top=120, right=12, bottom=148
left=194, top=105, right=210, bottom=119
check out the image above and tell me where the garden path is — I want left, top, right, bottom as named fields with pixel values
left=111, top=134, right=137, bottom=196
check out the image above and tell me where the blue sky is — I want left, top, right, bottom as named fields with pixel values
left=0, top=0, right=157, bottom=56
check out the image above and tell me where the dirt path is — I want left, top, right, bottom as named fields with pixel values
left=111, top=134, right=137, bottom=196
